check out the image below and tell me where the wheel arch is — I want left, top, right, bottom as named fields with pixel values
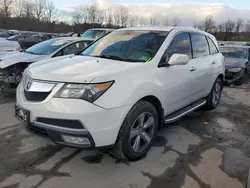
left=139, top=95, right=164, bottom=128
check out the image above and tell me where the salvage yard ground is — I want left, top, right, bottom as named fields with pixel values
left=0, top=78, right=250, bottom=188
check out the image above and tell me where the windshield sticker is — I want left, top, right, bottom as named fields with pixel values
left=52, top=40, right=70, bottom=46
left=146, top=57, right=152, bottom=62
left=139, top=55, right=152, bottom=62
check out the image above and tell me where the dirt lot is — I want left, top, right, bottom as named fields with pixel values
left=0, top=79, right=250, bottom=188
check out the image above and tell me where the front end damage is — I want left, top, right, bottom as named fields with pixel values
left=225, top=68, right=245, bottom=85
left=0, top=64, right=28, bottom=88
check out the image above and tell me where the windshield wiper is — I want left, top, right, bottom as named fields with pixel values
left=93, top=55, right=145, bottom=62
left=93, top=55, right=125, bottom=61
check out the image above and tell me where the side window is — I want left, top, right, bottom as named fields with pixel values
left=207, top=37, right=219, bottom=54
left=166, top=33, right=192, bottom=60
left=62, top=43, right=78, bottom=55
left=191, top=33, right=210, bottom=58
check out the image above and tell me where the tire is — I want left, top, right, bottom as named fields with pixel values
left=111, top=101, right=159, bottom=161
left=205, top=77, right=223, bottom=110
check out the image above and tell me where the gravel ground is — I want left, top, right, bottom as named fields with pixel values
left=0, top=78, right=250, bottom=188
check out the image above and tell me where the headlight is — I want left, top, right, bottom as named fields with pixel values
left=54, top=81, right=114, bottom=102
left=228, top=68, right=242, bottom=73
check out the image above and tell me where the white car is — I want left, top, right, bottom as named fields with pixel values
left=0, top=37, right=93, bottom=87
left=80, top=28, right=114, bottom=39
left=15, top=27, right=225, bottom=161
left=0, top=38, right=21, bottom=56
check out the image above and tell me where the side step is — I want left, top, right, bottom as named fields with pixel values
left=164, top=98, right=207, bottom=124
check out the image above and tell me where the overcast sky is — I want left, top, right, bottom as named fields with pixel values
left=55, top=0, right=250, bottom=25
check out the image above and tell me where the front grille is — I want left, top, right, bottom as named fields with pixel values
left=24, top=90, right=50, bottom=102
left=36, top=117, right=84, bottom=129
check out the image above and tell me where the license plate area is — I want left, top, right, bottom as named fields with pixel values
left=15, top=105, right=30, bottom=126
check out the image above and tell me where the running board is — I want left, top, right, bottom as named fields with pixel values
left=163, top=99, right=206, bottom=124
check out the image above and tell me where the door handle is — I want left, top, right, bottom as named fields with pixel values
left=190, top=66, right=197, bottom=71
left=212, top=61, right=216, bottom=64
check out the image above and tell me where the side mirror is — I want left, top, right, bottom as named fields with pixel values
left=168, top=54, right=190, bottom=65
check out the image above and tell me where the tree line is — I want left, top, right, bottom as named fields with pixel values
left=1, top=0, right=250, bottom=41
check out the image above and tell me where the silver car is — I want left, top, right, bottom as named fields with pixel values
left=0, top=37, right=94, bottom=88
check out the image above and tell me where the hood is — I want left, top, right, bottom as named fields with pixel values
left=27, top=55, right=143, bottom=83
left=225, top=57, right=247, bottom=69
left=0, top=52, right=48, bottom=69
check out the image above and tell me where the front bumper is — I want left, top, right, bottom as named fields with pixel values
left=225, top=69, right=245, bottom=84
left=16, top=84, right=132, bottom=148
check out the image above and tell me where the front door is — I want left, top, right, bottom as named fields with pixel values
left=158, top=32, right=200, bottom=114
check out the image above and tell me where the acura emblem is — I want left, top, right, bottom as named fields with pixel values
left=26, top=81, right=32, bottom=90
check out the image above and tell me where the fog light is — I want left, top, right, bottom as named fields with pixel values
left=61, top=135, right=90, bottom=145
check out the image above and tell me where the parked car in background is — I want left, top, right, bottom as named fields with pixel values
left=15, top=27, right=224, bottom=161
left=220, top=45, right=250, bottom=85
left=0, top=38, right=21, bottom=56
left=0, top=37, right=94, bottom=87
left=7, top=34, right=25, bottom=41
left=80, top=28, right=114, bottom=39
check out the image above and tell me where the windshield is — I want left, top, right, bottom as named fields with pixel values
left=7, top=35, right=23, bottom=40
left=81, top=30, right=107, bottom=39
left=220, top=47, right=248, bottom=59
left=26, top=38, right=73, bottom=55
left=82, top=30, right=169, bottom=62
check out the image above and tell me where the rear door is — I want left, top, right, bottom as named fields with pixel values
left=188, top=33, right=214, bottom=99
left=206, top=36, right=223, bottom=91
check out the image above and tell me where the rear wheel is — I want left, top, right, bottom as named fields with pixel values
left=111, top=101, right=159, bottom=161
left=205, top=77, right=223, bottom=110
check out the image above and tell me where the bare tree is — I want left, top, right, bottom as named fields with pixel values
left=234, top=18, right=244, bottom=40
left=171, top=17, right=181, bottom=26
left=13, top=0, right=24, bottom=18
left=218, top=24, right=224, bottom=33
left=201, top=15, right=215, bottom=32
left=105, top=8, right=113, bottom=27
left=244, top=20, right=250, bottom=40
left=72, top=8, right=83, bottom=24
left=23, top=0, right=34, bottom=19
left=164, top=16, right=169, bottom=26
left=96, top=9, right=105, bottom=25
left=119, top=5, right=129, bottom=27
left=88, top=2, right=99, bottom=26
left=149, top=16, right=156, bottom=26
left=193, top=22, right=203, bottom=30
left=128, top=12, right=136, bottom=27
left=44, top=0, right=55, bottom=22
left=34, top=0, right=45, bottom=22
left=113, top=7, right=120, bottom=26
left=140, top=17, right=147, bottom=26
left=223, top=20, right=235, bottom=41
left=0, top=0, right=13, bottom=18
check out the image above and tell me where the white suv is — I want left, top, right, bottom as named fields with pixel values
left=15, top=27, right=225, bottom=161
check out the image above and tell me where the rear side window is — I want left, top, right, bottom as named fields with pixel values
left=166, top=32, right=192, bottom=59
left=207, top=37, right=219, bottom=54
left=191, top=33, right=209, bottom=58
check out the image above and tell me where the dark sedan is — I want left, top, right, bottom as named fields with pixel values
left=220, top=46, right=250, bottom=85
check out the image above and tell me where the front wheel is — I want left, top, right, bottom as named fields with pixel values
left=111, top=101, right=159, bottom=161
left=205, top=77, right=223, bottom=110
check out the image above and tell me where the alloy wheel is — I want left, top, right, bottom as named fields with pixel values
left=129, top=112, right=155, bottom=153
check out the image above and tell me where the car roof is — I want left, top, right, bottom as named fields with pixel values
left=87, top=28, right=114, bottom=31
left=118, top=26, right=204, bottom=32
left=220, top=45, right=250, bottom=49
left=52, top=37, right=94, bottom=42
